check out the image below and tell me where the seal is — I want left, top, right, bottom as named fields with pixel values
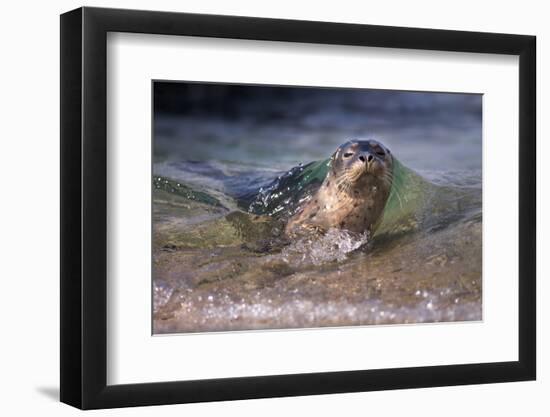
left=284, top=140, right=393, bottom=237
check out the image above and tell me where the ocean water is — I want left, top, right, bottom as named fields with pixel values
left=151, top=84, right=482, bottom=333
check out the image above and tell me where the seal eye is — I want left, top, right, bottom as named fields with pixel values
left=373, top=146, right=386, bottom=157
left=343, top=152, right=354, bottom=158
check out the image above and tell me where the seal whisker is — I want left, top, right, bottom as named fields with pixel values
left=387, top=175, right=405, bottom=211
left=393, top=187, right=404, bottom=210
left=382, top=173, right=393, bottom=189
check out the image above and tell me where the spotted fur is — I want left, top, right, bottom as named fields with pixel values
left=285, top=140, right=393, bottom=237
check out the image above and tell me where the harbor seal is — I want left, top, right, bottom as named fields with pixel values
left=284, top=140, right=393, bottom=237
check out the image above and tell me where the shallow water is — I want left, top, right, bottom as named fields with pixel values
left=152, top=87, right=482, bottom=333
left=152, top=158, right=482, bottom=333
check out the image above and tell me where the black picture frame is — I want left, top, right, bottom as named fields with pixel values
left=60, top=6, right=536, bottom=410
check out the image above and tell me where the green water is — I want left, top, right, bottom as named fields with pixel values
left=152, top=157, right=482, bottom=334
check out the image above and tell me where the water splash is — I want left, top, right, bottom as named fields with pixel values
left=246, top=160, right=329, bottom=218
left=153, top=175, right=223, bottom=207
left=281, top=228, right=369, bottom=266
left=153, top=281, right=174, bottom=313
left=158, top=293, right=482, bottom=334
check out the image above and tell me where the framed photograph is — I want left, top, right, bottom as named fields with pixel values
left=60, top=6, right=536, bottom=409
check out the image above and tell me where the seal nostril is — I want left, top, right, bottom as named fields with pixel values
left=367, top=154, right=374, bottom=163
left=359, top=155, right=366, bottom=162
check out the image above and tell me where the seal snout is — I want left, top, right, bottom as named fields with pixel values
left=358, top=152, right=375, bottom=165
left=357, top=151, right=379, bottom=176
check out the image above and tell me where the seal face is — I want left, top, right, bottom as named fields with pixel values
left=285, top=140, right=393, bottom=237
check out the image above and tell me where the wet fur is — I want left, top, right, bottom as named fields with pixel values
left=285, top=140, right=393, bottom=237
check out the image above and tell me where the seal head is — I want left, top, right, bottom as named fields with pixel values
left=285, top=140, right=393, bottom=237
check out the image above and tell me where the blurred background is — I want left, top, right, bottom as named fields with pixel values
left=153, top=82, right=482, bottom=172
